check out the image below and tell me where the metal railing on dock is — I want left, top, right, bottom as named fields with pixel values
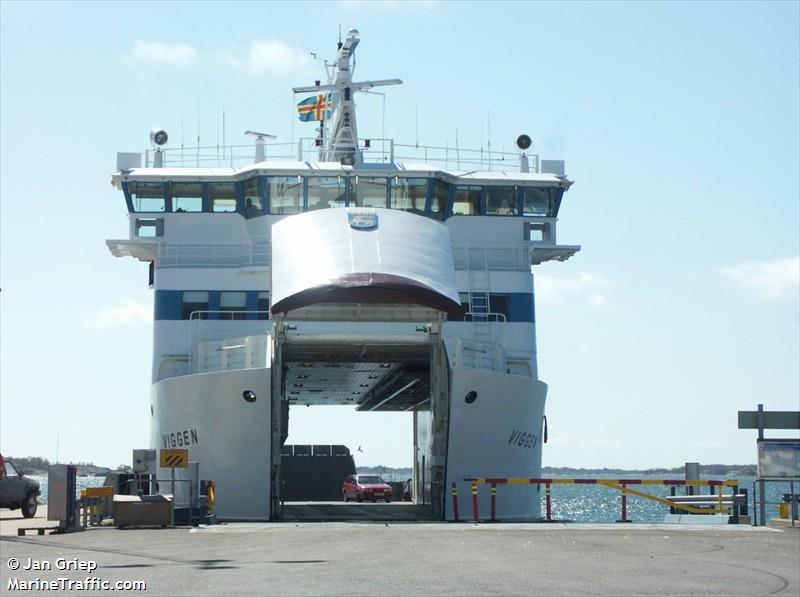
left=456, top=477, right=744, bottom=523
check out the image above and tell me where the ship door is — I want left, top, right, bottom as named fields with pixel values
left=269, top=319, right=450, bottom=521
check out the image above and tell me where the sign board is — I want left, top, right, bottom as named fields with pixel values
left=757, top=440, right=800, bottom=480
left=738, top=411, right=800, bottom=430
left=82, top=486, right=114, bottom=498
left=160, top=448, right=189, bottom=469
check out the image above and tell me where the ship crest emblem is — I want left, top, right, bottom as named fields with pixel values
left=348, top=212, right=379, bottom=230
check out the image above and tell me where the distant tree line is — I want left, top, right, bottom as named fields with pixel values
left=4, top=456, right=51, bottom=473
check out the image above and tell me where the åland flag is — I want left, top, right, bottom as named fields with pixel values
left=297, top=94, right=331, bottom=122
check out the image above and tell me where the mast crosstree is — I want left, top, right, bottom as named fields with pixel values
left=293, top=29, right=401, bottom=164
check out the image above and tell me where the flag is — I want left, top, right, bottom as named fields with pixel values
left=297, top=94, right=330, bottom=122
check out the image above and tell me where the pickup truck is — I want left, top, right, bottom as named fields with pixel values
left=0, top=456, right=41, bottom=518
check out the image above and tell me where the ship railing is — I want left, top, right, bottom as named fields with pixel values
left=448, top=337, right=506, bottom=372
left=451, top=246, right=531, bottom=272
left=140, top=138, right=538, bottom=172
left=451, top=477, right=746, bottom=524
left=158, top=239, right=270, bottom=269
left=190, top=330, right=270, bottom=374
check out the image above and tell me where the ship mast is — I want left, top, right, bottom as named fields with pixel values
left=293, top=29, right=401, bottom=164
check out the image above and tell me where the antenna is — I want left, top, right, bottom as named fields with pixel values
left=180, top=112, right=185, bottom=164
left=487, top=110, right=492, bottom=171
left=415, top=107, right=419, bottom=148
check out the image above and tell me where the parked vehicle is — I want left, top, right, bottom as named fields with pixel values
left=0, top=456, right=41, bottom=518
left=342, top=474, right=393, bottom=503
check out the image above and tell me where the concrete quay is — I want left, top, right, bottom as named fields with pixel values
left=1, top=508, right=798, bottom=596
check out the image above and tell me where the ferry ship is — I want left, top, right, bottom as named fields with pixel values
left=107, top=30, right=579, bottom=521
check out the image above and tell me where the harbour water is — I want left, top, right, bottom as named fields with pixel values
left=28, top=474, right=797, bottom=524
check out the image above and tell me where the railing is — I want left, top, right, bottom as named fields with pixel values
left=141, top=139, right=539, bottom=172
left=451, top=246, right=532, bottom=272
left=454, top=477, right=744, bottom=523
left=158, top=239, right=270, bottom=269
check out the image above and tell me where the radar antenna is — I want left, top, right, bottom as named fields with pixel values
left=245, top=130, right=277, bottom=164
left=292, top=29, right=402, bottom=164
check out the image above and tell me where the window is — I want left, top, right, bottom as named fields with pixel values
left=524, top=222, right=550, bottom=242
left=210, top=183, right=237, bottom=213
left=452, top=186, right=482, bottom=215
left=129, top=182, right=165, bottom=212
left=307, top=177, right=348, bottom=210
left=429, top=180, right=449, bottom=220
left=172, top=183, right=203, bottom=212
left=182, top=291, right=209, bottom=320
left=220, top=291, right=246, bottom=320
left=135, top=218, right=163, bottom=237
left=485, top=186, right=517, bottom=216
left=351, top=177, right=387, bottom=208
left=390, top=178, right=428, bottom=215
left=522, top=187, right=554, bottom=217
left=257, top=291, right=269, bottom=320
left=243, top=178, right=262, bottom=218
left=268, top=176, right=303, bottom=215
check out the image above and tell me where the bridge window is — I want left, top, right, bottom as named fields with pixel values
left=452, top=186, right=482, bottom=215
left=390, top=178, right=428, bottom=215
left=351, top=176, right=387, bottom=208
left=182, top=291, right=209, bottom=320
left=171, top=183, right=203, bottom=212
left=308, top=177, right=347, bottom=211
left=210, top=183, right=237, bottom=213
left=220, top=291, right=246, bottom=320
left=129, top=182, right=166, bottom=212
left=243, top=179, right=262, bottom=218
left=522, top=187, right=554, bottom=217
left=269, top=176, right=303, bottom=215
left=486, top=186, right=517, bottom=216
left=429, top=180, right=448, bottom=220
left=257, top=291, right=269, bottom=320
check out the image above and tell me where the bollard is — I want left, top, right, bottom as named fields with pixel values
left=451, top=482, right=459, bottom=521
left=546, top=482, right=552, bottom=521
left=490, top=484, right=497, bottom=521
left=617, top=483, right=630, bottom=522
left=471, top=481, right=479, bottom=523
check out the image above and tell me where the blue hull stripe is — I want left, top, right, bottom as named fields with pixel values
left=154, top=290, right=536, bottom=322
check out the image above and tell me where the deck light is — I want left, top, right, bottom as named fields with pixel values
left=243, top=390, right=257, bottom=403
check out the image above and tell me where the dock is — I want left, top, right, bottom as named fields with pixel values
left=2, top=507, right=798, bottom=596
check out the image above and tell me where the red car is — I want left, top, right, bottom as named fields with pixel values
left=342, top=474, right=393, bottom=503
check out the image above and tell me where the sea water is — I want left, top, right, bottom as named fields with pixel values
left=29, top=474, right=797, bottom=523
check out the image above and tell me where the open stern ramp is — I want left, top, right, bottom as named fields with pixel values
left=269, top=208, right=460, bottom=518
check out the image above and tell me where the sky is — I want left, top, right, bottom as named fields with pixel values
left=1, top=1, right=798, bottom=470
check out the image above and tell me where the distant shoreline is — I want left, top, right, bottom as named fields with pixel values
left=8, top=456, right=757, bottom=478
left=357, top=464, right=757, bottom=477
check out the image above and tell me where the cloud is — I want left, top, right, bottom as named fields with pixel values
left=124, top=41, right=197, bottom=66
left=247, top=40, right=311, bottom=75
left=535, top=271, right=615, bottom=305
left=81, top=298, right=152, bottom=329
left=719, top=256, right=799, bottom=299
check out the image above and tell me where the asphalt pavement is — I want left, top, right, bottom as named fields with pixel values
left=1, top=512, right=798, bottom=596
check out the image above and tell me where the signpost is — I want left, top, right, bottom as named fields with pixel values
left=159, top=449, right=189, bottom=526
left=738, top=404, right=800, bottom=526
